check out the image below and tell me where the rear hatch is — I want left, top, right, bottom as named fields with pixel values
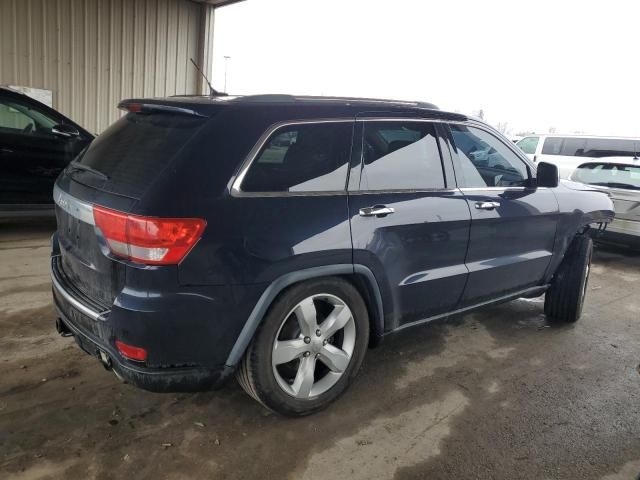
left=54, top=102, right=210, bottom=306
left=570, top=160, right=640, bottom=221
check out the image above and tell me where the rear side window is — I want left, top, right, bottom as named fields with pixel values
left=516, top=136, right=539, bottom=155
left=450, top=124, right=529, bottom=188
left=241, top=122, right=353, bottom=193
left=77, top=113, right=206, bottom=198
left=542, top=137, right=640, bottom=158
left=360, top=121, right=445, bottom=190
left=560, top=138, right=586, bottom=156
left=541, top=137, right=563, bottom=155
left=583, top=138, right=639, bottom=158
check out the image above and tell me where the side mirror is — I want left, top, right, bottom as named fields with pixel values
left=51, top=124, right=80, bottom=138
left=536, top=162, right=559, bottom=188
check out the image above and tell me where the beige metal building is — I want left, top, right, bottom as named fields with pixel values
left=0, top=0, right=241, bottom=133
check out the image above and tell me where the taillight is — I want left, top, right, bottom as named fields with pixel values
left=93, top=205, right=206, bottom=265
left=115, top=340, right=147, bottom=362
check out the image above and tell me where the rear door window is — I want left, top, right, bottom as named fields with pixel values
left=241, top=122, right=353, bottom=193
left=449, top=124, right=529, bottom=188
left=359, top=121, right=445, bottom=190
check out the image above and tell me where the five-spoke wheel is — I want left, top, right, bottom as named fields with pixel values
left=237, top=278, right=369, bottom=416
left=272, top=294, right=356, bottom=399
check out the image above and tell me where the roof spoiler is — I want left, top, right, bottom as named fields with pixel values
left=117, top=101, right=206, bottom=117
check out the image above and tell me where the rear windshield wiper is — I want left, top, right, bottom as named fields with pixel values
left=67, top=161, right=110, bottom=181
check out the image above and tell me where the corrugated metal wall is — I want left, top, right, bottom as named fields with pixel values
left=0, top=0, right=212, bottom=133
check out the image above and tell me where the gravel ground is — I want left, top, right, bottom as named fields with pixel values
left=1, top=219, right=639, bottom=480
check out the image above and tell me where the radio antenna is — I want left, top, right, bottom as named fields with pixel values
left=190, top=58, right=225, bottom=97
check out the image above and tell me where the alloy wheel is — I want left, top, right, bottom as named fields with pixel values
left=271, top=293, right=356, bottom=399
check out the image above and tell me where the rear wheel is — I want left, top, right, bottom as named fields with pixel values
left=237, top=277, right=369, bottom=416
left=544, top=235, right=593, bottom=323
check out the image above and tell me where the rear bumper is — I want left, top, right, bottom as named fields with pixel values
left=54, top=305, right=232, bottom=392
left=51, top=253, right=235, bottom=392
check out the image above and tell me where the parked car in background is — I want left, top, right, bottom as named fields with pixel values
left=51, top=94, right=614, bottom=416
left=0, top=86, right=93, bottom=217
left=516, top=134, right=640, bottom=179
left=570, top=156, right=640, bottom=248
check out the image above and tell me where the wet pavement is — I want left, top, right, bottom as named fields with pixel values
left=1, top=219, right=639, bottom=480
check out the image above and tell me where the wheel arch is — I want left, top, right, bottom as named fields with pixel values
left=224, top=264, right=385, bottom=367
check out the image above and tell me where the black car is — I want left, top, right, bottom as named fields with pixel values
left=51, top=95, right=614, bottom=416
left=0, top=86, right=93, bottom=217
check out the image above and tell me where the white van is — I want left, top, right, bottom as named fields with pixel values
left=516, top=134, right=640, bottom=178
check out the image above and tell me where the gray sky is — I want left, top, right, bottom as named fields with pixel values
left=212, top=0, right=640, bottom=137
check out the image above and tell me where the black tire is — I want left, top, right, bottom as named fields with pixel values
left=236, top=277, right=369, bottom=416
left=544, top=235, right=593, bottom=323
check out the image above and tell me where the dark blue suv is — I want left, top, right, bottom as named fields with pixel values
left=51, top=95, right=614, bottom=415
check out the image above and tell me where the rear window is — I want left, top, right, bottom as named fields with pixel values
left=75, top=113, right=206, bottom=198
left=571, top=162, right=640, bottom=190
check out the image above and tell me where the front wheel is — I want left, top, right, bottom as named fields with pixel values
left=544, top=235, right=593, bottom=323
left=237, top=277, right=370, bottom=416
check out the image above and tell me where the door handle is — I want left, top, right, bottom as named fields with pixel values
left=359, top=205, right=395, bottom=217
left=475, top=201, right=500, bottom=210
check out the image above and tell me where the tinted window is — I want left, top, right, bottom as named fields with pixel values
left=450, top=125, right=529, bottom=188
left=571, top=162, right=640, bottom=190
left=583, top=138, right=639, bottom=158
left=560, top=137, right=587, bottom=156
left=360, top=122, right=444, bottom=190
left=516, top=136, right=539, bottom=154
left=242, top=122, right=352, bottom=193
left=541, top=137, right=563, bottom=155
left=542, top=137, right=640, bottom=158
left=77, top=113, right=206, bottom=199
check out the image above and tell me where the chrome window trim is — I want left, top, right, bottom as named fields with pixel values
left=458, top=186, right=544, bottom=192
left=53, top=184, right=95, bottom=225
left=229, top=118, right=355, bottom=197
left=352, top=188, right=459, bottom=195
left=228, top=116, right=539, bottom=197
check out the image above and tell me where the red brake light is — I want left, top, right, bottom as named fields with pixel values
left=93, top=206, right=206, bottom=265
left=115, top=340, right=148, bottom=362
left=122, top=102, right=143, bottom=113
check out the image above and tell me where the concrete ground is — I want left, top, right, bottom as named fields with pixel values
left=1, top=219, right=639, bottom=480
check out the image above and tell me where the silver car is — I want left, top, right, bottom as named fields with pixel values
left=570, top=157, right=640, bottom=247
